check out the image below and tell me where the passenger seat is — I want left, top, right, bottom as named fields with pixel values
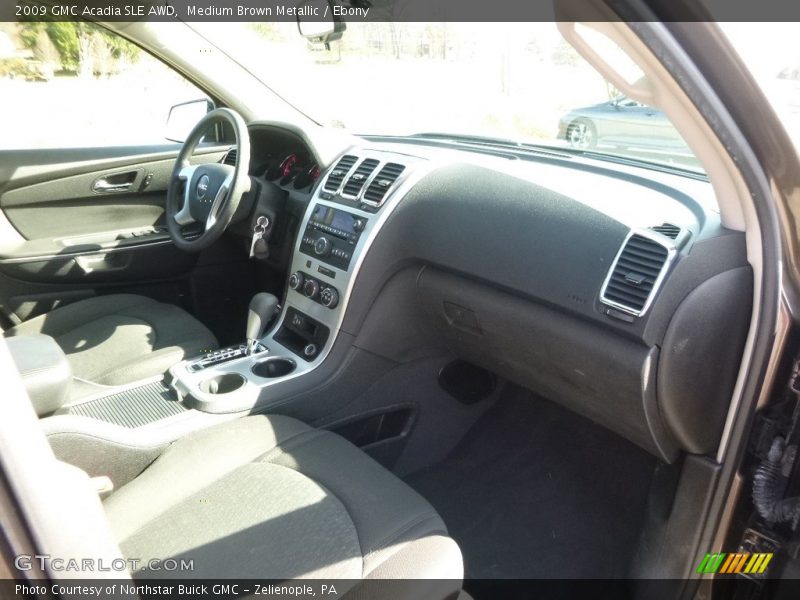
left=103, top=414, right=463, bottom=593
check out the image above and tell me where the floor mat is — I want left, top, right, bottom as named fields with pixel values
left=405, top=386, right=656, bottom=580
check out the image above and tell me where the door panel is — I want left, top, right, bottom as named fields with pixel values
left=0, top=145, right=228, bottom=325
left=0, top=22, right=244, bottom=328
left=0, top=146, right=225, bottom=240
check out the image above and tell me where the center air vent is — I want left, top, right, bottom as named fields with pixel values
left=323, top=155, right=358, bottom=192
left=649, top=222, right=681, bottom=239
left=342, top=158, right=379, bottom=197
left=600, top=233, right=673, bottom=316
left=222, top=148, right=237, bottom=166
left=363, top=163, right=406, bottom=206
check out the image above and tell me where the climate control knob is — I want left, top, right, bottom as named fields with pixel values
left=320, top=287, right=339, bottom=309
left=289, top=271, right=304, bottom=291
left=313, top=236, right=331, bottom=257
left=303, top=279, right=319, bottom=299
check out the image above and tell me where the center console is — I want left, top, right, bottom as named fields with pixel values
left=168, top=149, right=427, bottom=413
left=31, top=146, right=431, bottom=495
left=37, top=148, right=428, bottom=489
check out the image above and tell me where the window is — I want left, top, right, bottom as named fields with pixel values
left=196, top=22, right=702, bottom=173
left=0, top=22, right=208, bottom=149
left=719, top=23, right=800, bottom=155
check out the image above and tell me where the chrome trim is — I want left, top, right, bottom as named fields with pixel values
left=321, top=155, right=359, bottom=196
left=320, top=155, right=410, bottom=207
left=598, top=227, right=679, bottom=317
left=359, top=163, right=407, bottom=208
left=205, top=173, right=233, bottom=230
left=339, top=157, right=379, bottom=201
left=273, top=149, right=429, bottom=367
left=170, top=148, right=434, bottom=412
left=174, top=164, right=198, bottom=226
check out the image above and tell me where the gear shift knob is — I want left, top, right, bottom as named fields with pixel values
left=246, top=292, right=279, bottom=355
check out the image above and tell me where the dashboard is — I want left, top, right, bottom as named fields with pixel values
left=232, top=123, right=752, bottom=465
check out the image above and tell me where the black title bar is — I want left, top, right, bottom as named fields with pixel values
left=4, top=0, right=800, bottom=23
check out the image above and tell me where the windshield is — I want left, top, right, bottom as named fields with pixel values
left=195, top=22, right=704, bottom=173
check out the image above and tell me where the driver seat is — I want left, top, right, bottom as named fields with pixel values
left=3, top=294, right=217, bottom=398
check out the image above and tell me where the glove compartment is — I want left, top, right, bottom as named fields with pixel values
left=416, top=266, right=678, bottom=461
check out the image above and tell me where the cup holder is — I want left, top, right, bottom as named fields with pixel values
left=252, top=357, right=296, bottom=379
left=199, top=373, right=246, bottom=395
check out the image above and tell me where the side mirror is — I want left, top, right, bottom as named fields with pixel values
left=165, top=99, right=213, bottom=143
left=296, top=0, right=345, bottom=47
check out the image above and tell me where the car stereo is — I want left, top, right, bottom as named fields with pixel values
left=299, top=204, right=367, bottom=270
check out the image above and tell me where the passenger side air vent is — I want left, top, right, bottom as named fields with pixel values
left=600, top=233, right=672, bottom=316
left=363, top=163, right=406, bottom=205
left=222, top=148, right=237, bottom=166
left=323, top=155, right=358, bottom=192
left=650, top=223, right=681, bottom=239
left=342, top=158, right=379, bottom=197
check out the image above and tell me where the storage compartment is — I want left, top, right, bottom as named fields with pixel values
left=199, top=373, right=246, bottom=395
left=251, top=357, right=296, bottom=379
left=63, top=380, right=186, bottom=427
left=417, top=267, right=677, bottom=461
left=330, top=407, right=416, bottom=468
left=273, top=307, right=330, bottom=362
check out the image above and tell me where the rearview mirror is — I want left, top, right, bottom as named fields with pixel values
left=296, top=0, right=345, bottom=47
left=165, top=98, right=213, bottom=143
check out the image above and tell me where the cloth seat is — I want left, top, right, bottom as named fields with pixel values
left=103, top=414, right=463, bottom=592
left=3, top=294, right=217, bottom=396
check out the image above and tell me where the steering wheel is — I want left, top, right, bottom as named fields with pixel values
left=166, top=108, right=251, bottom=252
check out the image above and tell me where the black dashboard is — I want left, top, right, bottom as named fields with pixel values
left=234, top=124, right=752, bottom=464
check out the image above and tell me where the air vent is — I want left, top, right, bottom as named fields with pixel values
left=601, top=234, right=671, bottom=315
left=323, top=155, right=358, bottom=192
left=222, top=148, right=237, bottom=166
left=650, top=223, right=681, bottom=239
left=363, top=163, right=406, bottom=205
left=342, top=158, right=379, bottom=197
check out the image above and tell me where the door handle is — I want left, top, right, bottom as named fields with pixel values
left=93, top=180, right=133, bottom=192
left=75, top=253, right=128, bottom=274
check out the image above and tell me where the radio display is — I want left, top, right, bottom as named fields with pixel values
left=312, top=205, right=358, bottom=235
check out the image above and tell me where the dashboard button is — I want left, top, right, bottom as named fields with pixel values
left=314, top=236, right=332, bottom=256
left=289, top=272, right=304, bottom=290
left=303, top=279, right=319, bottom=299
left=320, top=287, right=339, bottom=309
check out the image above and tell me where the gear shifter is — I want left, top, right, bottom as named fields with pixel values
left=246, top=292, right=279, bottom=355
left=188, top=292, right=280, bottom=371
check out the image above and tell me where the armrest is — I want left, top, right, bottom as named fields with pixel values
left=6, top=334, right=72, bottom=416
